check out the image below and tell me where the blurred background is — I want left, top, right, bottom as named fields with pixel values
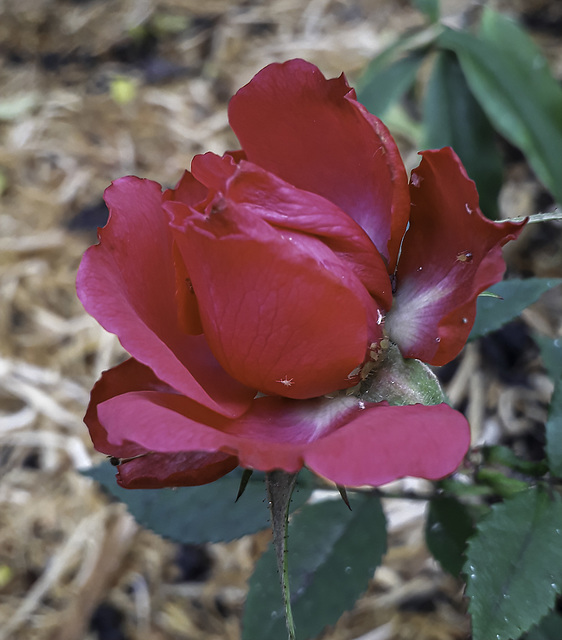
left=0, top=1, right=561, bottom=639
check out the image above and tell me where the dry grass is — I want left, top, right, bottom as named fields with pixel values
left=0, top=0, right=561, bottom=638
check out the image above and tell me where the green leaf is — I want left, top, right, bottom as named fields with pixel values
left=426, top=495, right=475, bottom=576
left=242, top=494, right=386, bottom=640
left=475, top=469, right=528, bottom=498
left=469, top=279, right=562, bottom=340
left=83, top=463, right=314, bottom=544
left=533, top=334, right=562, bottom=383
left=357, top=51, right=425, bottom=117
left=533, top=334, right=562, bottom=477
left=437, top=19, right=562, bottom=204
left=526, top=612, right=562, bottom=640
left=413, top=0, right=440, bottom=23
left=479, top=8, right=562, bottom=129
left=356, top=25, right=441, bottom=117
left=481, top=445, right=548, bottom=477
left=464, top=487, right=562, bottom=640
left=423, top=50, right=502, bottom=218
left=545, top=382, right=562, bottom=478
left=439, top=477, right=495, bottom=498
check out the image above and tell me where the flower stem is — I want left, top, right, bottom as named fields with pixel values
left=506, top=210, right=562, bottom=224
left=265, top=470, right=299, bottom=640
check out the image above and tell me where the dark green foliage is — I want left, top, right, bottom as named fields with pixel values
left=426, top=495, right=475, bottom=576
left=422, top=50, right=502, bottom=218
left=242, top=494, right=386, bottom=640
left=534, top=334, right=562, bottom=477
left=464, top=488, right=562, bottom=640
left=438, top=10, right=562, bottom=204
left=84, top=463, right=314, bottom=544
left=469, top=279, right=562, bottom=340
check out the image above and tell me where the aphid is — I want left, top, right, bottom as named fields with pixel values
left=346, top=366, right=361, bottom=380
left=276, top=376, right=294, bottom=387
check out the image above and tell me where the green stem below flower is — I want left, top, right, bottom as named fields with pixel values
left=265, top=470, right=299, bottom=640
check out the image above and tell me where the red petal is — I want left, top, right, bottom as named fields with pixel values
left=387, top=148, right=526, bottom=365
left=163, top=169, right=208, bottom=206
left=228, top=59, right=410, bottom=269
left=76, top=176, right=254, bottom=417
left=189, top=153, right=393, bottom=307
left=166, top=159, right=384, bottom=399
left=98, top=391, right=469, bottom=487
left=85, top=358, right=163, bottom=458
left=163, top=171, right=208, bottom=335
left=85, top=359, right=237, bottom=488
left=115, top=452, right=237, bottom=489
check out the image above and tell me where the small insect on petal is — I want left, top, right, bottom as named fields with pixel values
left=456, top=251, right=473, bottom=263
left=276, top=376, right=294, bottom=387
left=347, top=366, right=361, bottom=380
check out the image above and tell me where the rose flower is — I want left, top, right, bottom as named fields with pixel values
left=77, top=59, right=525, bottom=489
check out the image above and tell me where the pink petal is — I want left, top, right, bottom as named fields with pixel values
left=228, top=59, right=410, bottom=269
left=387, top=148, right=526, bottom=366
left=98, top=390, right=469, bottom=487
left=166, top=161, right=385, bottom=399
left=305, top=403, right=470, bottom=486
left=76, top=176, right=255, bottom=417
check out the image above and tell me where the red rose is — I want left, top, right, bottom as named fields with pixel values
left=77, top=59, right=525, bottom=489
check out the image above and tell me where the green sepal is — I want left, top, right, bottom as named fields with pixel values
left=236, top=468, right=254, bottom=502
left=337, top=484, right=352, bottom=511
left=361, top=342, right=447, bottom=406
